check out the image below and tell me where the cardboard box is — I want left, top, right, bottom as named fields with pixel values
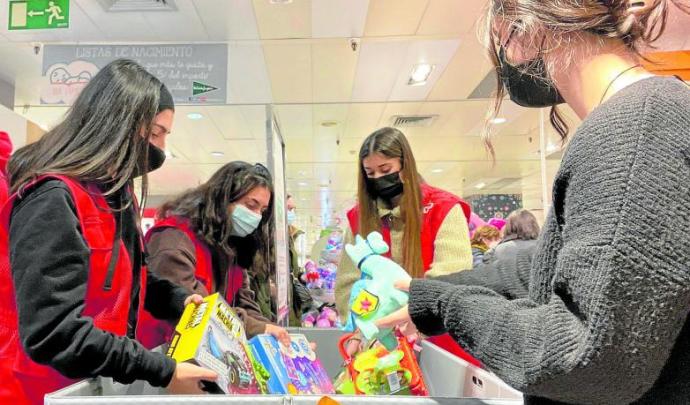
left=250, top=334, right=334, bottom=395
left=167, top=293, right=268, bottom=394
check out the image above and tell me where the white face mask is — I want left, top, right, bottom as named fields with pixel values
left=230, top=204, right=262, bottom=237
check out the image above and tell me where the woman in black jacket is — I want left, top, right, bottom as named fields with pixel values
left=0, top=59, right=215, bottom=403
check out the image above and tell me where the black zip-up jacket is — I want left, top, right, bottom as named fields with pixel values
left=9, top=179, right=187, bottom=387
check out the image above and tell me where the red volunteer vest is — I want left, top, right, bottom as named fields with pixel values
left=0, top=175, right=145, bottom=405
left=137, top=216, right=243, bottom=349
left=347, top=183, right=482, bottom=367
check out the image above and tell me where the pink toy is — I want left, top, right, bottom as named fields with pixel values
left=468, top=212, right=487, bottom=238
left=488, top=217, right=507, bottom=231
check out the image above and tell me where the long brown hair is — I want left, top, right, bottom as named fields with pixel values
left=357, top=127, right=425, bottom=278
left=159, top=161, right=274, bottom=270
left=8, top=59, right=163, bottom=207
left=482, top=0, right=688, bottom=154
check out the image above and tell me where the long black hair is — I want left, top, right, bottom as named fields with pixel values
left=9, top=59, right=164, bottom=201
left=159, top=161, right=274, bottom=270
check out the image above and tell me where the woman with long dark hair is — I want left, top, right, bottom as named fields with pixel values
left=335, top=126, right=477, bottom=363
left=378, top=1, right=690, bottom=403
left=141, top=161, right=290, bottom=347
left=0, top=59, right=216, bottom=403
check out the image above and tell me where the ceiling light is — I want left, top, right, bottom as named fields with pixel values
left=269, top=0, right=292, bottom=4
left=187, top=112, right=204, bottom=120
left=298, top=182, right=308, bottom=187
left=211, top=151, right=224, bottom=157
left=431, top=168, right=444, bottom=173
left=475, top=182, right=486, bottom=189
left=546, top=143, right=558, bottom=153
left=320, top=120, right=339, bottom=128
left=165, top=150, right=175, bottom=159
left=408, top=63, right=434, bottom=86
left=490, top=117, right=507, bottom=124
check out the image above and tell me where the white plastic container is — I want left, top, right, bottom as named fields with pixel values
left=45, top=328, right=523, bottom=405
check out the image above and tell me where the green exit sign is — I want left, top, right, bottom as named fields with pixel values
left=9, top=0, right=70, bottom=30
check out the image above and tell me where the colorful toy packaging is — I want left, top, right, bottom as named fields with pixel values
left=250, top=334, right=335, bottom=395
left=167, top=293, right=269, bottom=394
left=335, top=333, right=427, bottom=396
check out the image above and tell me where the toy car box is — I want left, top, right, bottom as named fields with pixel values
left=166, top=293, right=268, bottom=394
left=250, top=334, right=334, bottom=395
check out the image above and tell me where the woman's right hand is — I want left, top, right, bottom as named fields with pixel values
left=167, top=362, right=218, bottom=395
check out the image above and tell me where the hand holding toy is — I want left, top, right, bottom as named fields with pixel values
left=345, top=231, right=411, bottom=350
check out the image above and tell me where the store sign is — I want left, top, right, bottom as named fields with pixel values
left=9, top=0, right=69, bottom=30
left=41, top=44, right=227, bottom=105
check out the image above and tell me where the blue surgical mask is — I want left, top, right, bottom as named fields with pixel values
left=230, top=204, right=262, bottom=237
left=287, top=209, right=296, bottom=226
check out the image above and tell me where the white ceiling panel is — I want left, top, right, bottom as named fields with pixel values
left=439, top=100, right=493, bottom=137
left=239, top=105, right=269, bottom=140
left=70, top=0, right=153, bottom=41
left=227, top=43, right=273, bottom=104
left=201, top=105, right=255, bottom=140
left=222, top=139, right=265, bottom=163
left=286, top=162, right=315, bottom=180
left=275, top=104, right=313, bottom=138
left=417, top=0, right=486, bottom=36
left=140, top=0, right=208, bottom=42
left=311, top=0, right=369, bottom=39
left=193, top=0, right=260, bottom=40
left=253, top=0, right=311, bottom=40
left=351, top=40, right=411, bottom=102
left=343, top=102, right=386, bottom=138
left=312, top=103, right=348, bottom=138
left=263, top=42, right=312, bottom=103
left=311, top=40, right=358, bottom=103
left=363, top=0, right=429, bottom=37
left=285, top=136, right=315, bottom=163
left=388, top=39, right=461, bottom=101
left=428, top=34, right=492, bottom=101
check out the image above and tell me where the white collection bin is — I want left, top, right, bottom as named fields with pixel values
left=45, top=328, right=523, bottom=405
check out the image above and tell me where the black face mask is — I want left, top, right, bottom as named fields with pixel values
left=497, top=46, right=565, bottom=108
left=367, top=172, right=403, bottom=200
left=133, top=143, right=166, bottom=178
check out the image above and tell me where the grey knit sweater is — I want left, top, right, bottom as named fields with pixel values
left=409, top=76, right=690, bottom=405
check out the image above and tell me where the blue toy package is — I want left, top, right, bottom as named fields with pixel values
left=250, top=334, right=335, bottom=395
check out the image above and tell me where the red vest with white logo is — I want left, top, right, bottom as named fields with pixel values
left=346, top=183, right=482, bottom=367
left=137, top=216, right=243, bottom=349
left=0, top=175, right=146, bottom=405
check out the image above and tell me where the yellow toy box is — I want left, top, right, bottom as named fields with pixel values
left=166, top=293, right=269, bottom=394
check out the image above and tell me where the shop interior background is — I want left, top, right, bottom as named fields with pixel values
left=1, top=0, right=689, bottom=266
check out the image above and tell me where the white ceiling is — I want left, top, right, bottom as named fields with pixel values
left=1, top=0, right=688, bottom=243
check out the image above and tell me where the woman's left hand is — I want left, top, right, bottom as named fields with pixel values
left=184, top=294, right=204, bottom=307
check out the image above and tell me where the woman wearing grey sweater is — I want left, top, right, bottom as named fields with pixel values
left=378, top=1, right=690, bottom=404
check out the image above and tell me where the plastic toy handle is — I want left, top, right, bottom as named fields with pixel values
left=338, top=332, right=357, bottom=363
